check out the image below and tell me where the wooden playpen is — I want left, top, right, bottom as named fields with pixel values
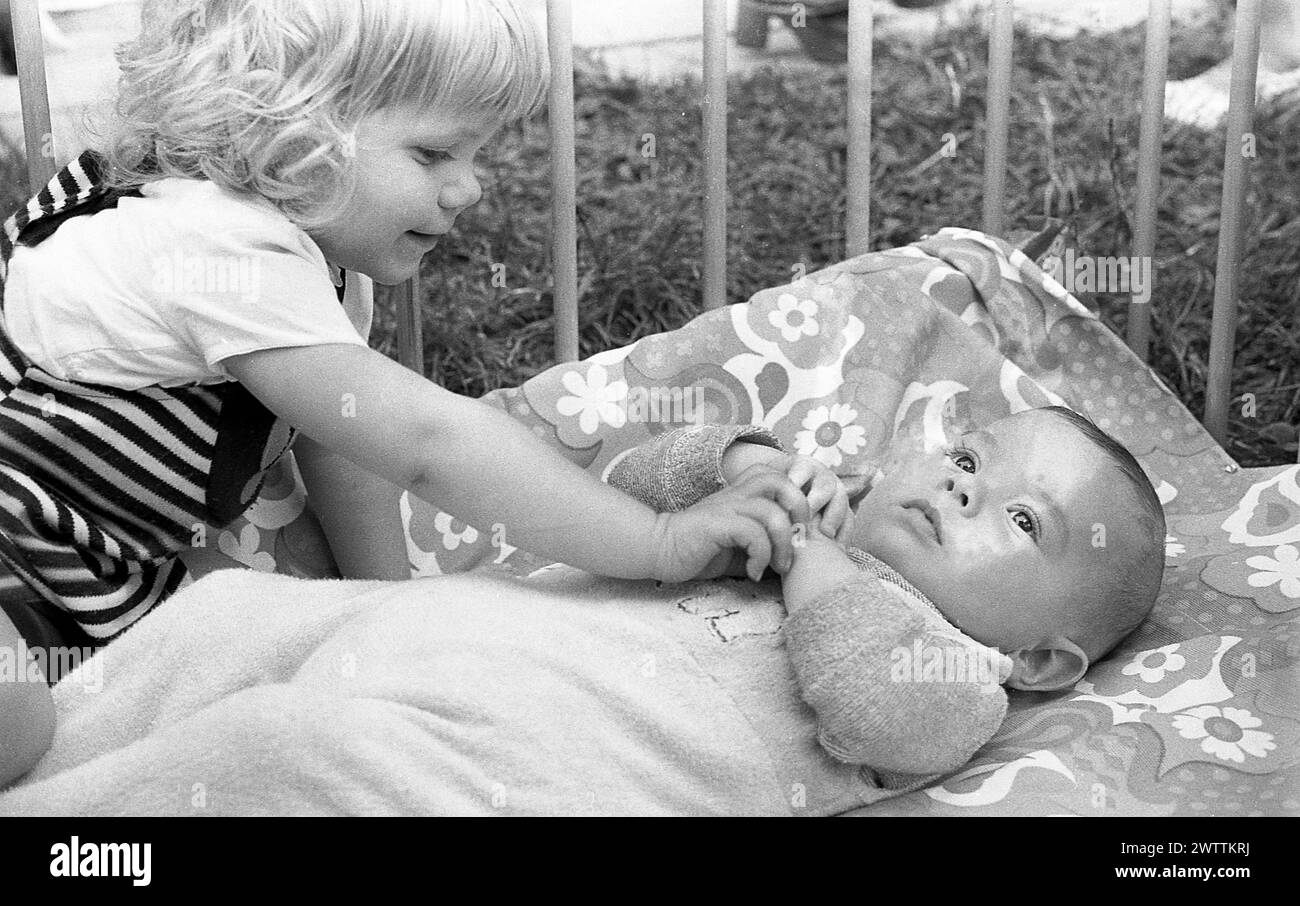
left=2, top=0, right=1283, bottom=456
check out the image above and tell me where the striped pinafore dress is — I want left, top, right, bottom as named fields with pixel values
left=0, top=150, right=334, bottom=645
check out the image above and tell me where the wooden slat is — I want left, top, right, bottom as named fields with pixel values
left=981, top=0, right=1014, bottom=238
left=1127, top=0, right=1171, bottom=362
left=701, top=0, right=727, bottom=309
left=845, top=0, right=874, bottom=258
left=1204, top=0, right=1262, bottom=446
left=547, top=0, right=580, bottom=362
left=10, top=0, right=56, bottom=193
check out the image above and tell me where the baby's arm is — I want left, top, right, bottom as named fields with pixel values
left=781, top=527, right=1010, bottom=776
left=223, top=345, right=806, bottom=582
left=781, top=521, right=863, bottom=610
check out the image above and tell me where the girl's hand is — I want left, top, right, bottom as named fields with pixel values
left=651, top=469, right=811, bottom=583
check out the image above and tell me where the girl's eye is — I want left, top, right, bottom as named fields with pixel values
left=1011, top=509, right=1038, bottom=539
left=948, top=448, right=976, bottom=473
left=417, top=148, right=453, bottom=164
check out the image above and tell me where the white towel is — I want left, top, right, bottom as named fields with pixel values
left=0, top=568, right=799, bottom=816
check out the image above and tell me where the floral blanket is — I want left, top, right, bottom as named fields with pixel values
left=191, top=227, right=1299, bottom=817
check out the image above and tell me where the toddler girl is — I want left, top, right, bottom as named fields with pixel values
left=0, top=0, right=817, bottom=787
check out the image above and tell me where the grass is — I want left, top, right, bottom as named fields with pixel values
left=2, top=9, right=1296, bottom=467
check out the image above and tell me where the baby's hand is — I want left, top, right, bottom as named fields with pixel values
left=782, top=514, right=865, bottom=615
left=651, top=469, right=810, bottom=583
left=782, top=455, right=860, bottom=544
left=722, top=444, right=860, bottom=544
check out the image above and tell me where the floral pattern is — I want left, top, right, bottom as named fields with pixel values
left=217, top=524, right=276, bottom=573
left=1171, top=706, right=1278, bottom=764
left=194, top=228, right=1299, bottom=816
left=768, top=293, right=821, bottom=343
left=1122, top=644, right=1186, bottom=684
left=433, top=512, right=479, bottom=551
left=1165, top=535, right=1185, bottom=558
left=1246, top=545, right=1300, bottom=598
left=555, top=364, right=629, bottom=435
left=793, top=403, right=868, bottom=467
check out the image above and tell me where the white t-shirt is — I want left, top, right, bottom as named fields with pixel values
left=2, top=176, right=373, bottom=390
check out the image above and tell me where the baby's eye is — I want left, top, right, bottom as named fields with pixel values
left=948, top=448, right=976, bottom=473
left=1011, top=509, right=1038, bottom=539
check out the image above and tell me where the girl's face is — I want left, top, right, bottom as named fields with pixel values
left=307, top=101, right=501, bottom=285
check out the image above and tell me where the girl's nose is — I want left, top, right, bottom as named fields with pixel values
left=439, top=168, right=482, bottom=211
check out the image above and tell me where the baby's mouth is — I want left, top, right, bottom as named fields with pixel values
left=901, top=499, right=943, bottom=543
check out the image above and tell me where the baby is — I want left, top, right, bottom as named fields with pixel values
left=609, top=404, right=1167, bottom=773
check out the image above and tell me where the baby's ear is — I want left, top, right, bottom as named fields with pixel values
left=1004, top=638, right=1090, bottom=691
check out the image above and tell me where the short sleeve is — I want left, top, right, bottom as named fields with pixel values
left=1, top=177, right=371, bottom=391
left=165, top=225, right=369, bottom=372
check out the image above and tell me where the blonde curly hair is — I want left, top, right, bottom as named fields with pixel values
left=97, top=0, right=549, bottom=229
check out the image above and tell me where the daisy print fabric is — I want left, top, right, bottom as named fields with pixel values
left=199, top=228, right=1298, bottom=815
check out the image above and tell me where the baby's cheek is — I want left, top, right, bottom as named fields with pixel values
left=846, top=506, right=890, bottom=557
left=844, top=512, right=872, bottom=550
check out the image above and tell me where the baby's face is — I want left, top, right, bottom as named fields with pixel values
left=851, top=409, right=1142, bottom=652
left=308, top=102, right=500, bottom=286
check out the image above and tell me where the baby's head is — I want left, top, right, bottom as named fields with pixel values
left=103, top=0, right=549, bottom=278
left=853, top=406, right=1166, bottom=692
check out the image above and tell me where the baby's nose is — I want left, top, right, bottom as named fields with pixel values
left=944, top=477, right=971, bottom=509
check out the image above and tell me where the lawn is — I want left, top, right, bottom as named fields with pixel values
left=1, top=9, right=1296, bottom=467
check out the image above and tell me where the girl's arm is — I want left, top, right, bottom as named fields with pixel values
left=0, top=608, right=55, bottom=789
left=293, top=435, right=411, bottom=580
left=223, top=343, right=807, bottom=581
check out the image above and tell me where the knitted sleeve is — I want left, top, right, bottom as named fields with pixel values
left=783, top=551, right=1012, bottom=776
left=606, top=425, right=783, bottom=512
